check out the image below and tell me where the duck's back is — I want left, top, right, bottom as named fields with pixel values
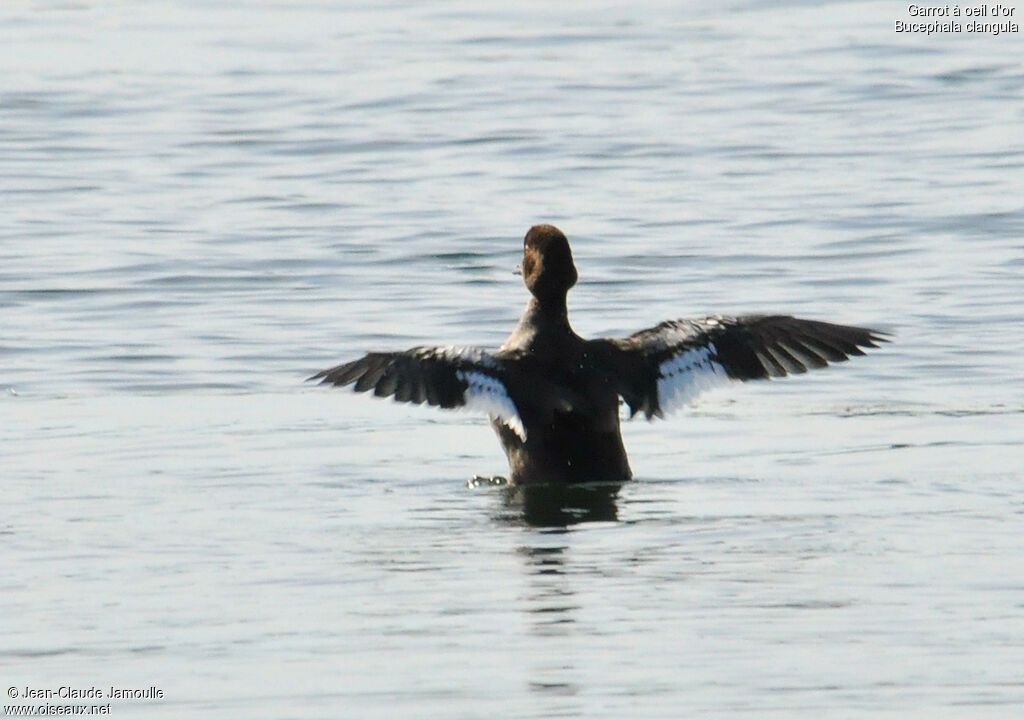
left=494, top=328, right=632, bottom=485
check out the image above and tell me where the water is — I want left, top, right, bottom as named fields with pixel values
left=2, top=1, right=1022, bottom=717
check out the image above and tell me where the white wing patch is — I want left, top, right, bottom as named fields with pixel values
left=656, top=344, right=730, bottom=415
left=456, top=370, right=526, bottom=441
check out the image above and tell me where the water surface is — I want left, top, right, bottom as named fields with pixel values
left=2, top=1, right=1022, bottom=717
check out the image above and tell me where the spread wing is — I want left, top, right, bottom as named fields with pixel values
left=309, top=346, right=525, bottom=439
left=596, top=315, right=888, bottom=419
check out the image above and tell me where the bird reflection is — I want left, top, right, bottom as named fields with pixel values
left=476, top=477, right=623, bottom=706
left=514, top=545, right=580, bottom=636
left=500, top=481, right=622, bottom=528
left=516, top=545, right=580, bottom=703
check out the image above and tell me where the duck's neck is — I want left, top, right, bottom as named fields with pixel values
left=504, top=295, right=574, bottom=352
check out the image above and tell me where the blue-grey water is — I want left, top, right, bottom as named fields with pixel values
left=2, top=1, right=1022, bottom=717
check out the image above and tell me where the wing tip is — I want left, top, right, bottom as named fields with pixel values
left=864, top=328, right=893, bottom=348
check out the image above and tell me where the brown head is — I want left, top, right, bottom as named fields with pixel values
left=521, top=225, right=578, bottom=303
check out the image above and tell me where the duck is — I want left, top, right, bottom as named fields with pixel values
left=311, top=225, right=887, bottom=484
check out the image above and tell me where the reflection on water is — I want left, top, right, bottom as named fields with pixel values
left=518, top=545, right=576, bottom=627
left=499, top=482, right=622, bottom=528
left=517, top=544, right=582, bottom=704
